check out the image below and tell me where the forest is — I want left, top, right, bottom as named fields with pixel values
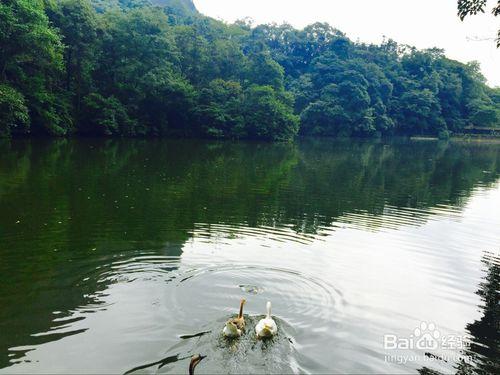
left=1, top=0, right=499, bottom=140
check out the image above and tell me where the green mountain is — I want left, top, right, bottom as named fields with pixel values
left=90, top=0, right=198, bottom=15
left=151, top=0, right=198, bottom=14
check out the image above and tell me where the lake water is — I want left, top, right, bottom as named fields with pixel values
left=0, top=138, right=499, bottom=374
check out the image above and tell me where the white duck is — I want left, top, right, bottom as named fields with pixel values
left=255, top=301, right=278, bottom=338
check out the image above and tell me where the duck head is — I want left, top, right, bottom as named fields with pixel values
left=189, top=354, right=206, bottom=375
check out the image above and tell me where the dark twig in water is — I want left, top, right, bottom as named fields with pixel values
left=124, top=354, right=184, bottom=374
left=124, top=353, right=207, bottom=374
left=179, top=330, right=211, bottom=339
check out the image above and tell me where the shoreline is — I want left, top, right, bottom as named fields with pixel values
left=411, top=135, right=500, bottom=144
left=3, top=134, right=500, bottom=144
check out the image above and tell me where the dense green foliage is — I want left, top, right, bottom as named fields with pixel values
left=1, top=0, right=499, bottom=140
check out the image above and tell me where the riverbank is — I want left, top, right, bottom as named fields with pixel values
left=411, top=134, right=500, bottom=144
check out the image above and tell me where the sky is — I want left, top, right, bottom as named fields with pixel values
left=194, top=0, right=500, bottom=87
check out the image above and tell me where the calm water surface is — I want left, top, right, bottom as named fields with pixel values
left=0, top=138, right=499, bottom=374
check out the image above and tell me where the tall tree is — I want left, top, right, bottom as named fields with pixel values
left=0, top=0, right=69, bottom=135
left=48, top=0, right=99, bottom=121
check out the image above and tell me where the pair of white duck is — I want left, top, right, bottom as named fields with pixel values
left=222, top=299, right=278, bottom=338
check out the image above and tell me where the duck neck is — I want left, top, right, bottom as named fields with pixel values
left=189, top=360, right=197, bottom=375
left=266, top=301, right=272, bottom=319
left=238, top=299, right=245, bottom=319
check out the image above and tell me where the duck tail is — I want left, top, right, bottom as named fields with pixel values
left=266, top=301, right=272, bottom=318
left=238, top=299, right=246, bottom=319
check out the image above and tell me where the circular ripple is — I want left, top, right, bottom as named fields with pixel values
left=74, top=256, right=345, bottom=374
left=73, top=257, right=345, bottom=333
left=77, top=255, right=182, bottom=286
left=165, top=264, right=345, bottom=331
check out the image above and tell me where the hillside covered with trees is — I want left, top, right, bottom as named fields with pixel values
left=1, top=0, right=499, bottom=140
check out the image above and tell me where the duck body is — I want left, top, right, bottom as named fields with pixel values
left=255, top=301, right=278, bottom=338
left=222, top=299, right=246, bottom=338
left=222, top=320, right=242, bottom=337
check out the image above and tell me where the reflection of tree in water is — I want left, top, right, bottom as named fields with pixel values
left=0, top=139, right=298, bottom=368
left=418, top=251, right=500, bottom=375
left=0, top=138, right=499, bottom=368
left=285, top=139, right=499, bottom=233
left=1, top=138, right=499, bottom=238
left=458, top=251, right=500, bottom=374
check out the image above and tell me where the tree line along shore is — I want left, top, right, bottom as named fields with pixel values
left=1, top=0, right=499, bottom=140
